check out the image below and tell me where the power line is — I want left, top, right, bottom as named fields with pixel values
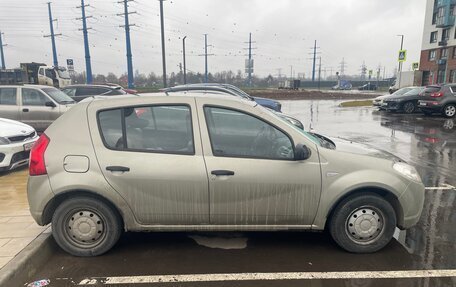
left=339, top=57, right=347, bottom=76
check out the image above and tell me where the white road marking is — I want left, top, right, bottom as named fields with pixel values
left=425, top=184, right=455, bottom=191
left=78, top=269, right=456, bottom=285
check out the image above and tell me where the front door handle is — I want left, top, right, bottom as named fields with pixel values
left=22, top=108, right=29, bottom=112
left=106, top=166, right=130, bottom=172
left=211, top=170, right=235, bottom=176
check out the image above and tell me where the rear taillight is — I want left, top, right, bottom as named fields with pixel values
left=29, top=134, right=50, bottom=176
left=431, top=92, right=443, bottom=98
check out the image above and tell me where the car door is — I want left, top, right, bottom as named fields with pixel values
left=20, top=87, right=58, bottom=131
left=197, top=99, right=322, bottom=226
left=89, top=98, right=209, bottom=225
left=0, top=87, right=20, bottom=120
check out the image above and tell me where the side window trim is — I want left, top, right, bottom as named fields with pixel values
left=97, top=103, right=196, bottom=156
left=203, top=105, right=295, bottom=161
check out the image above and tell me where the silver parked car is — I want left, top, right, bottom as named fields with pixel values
left=27, top=93, right=425, bottom=256
left=0, top=85, right=75, bottom=131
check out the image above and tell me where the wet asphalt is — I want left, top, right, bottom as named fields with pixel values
left=20, top=100, right=456, bottom=287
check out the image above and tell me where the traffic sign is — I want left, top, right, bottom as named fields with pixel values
left=398, top=50, right=407, bottom=62
left=412, top=62, right=419, bottom=70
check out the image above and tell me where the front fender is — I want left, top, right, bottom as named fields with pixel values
left=312, top=169, right=409, bottom=230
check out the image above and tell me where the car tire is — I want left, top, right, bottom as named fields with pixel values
left=443, top=104, right=456, bottom=118
left=329, top=193, right=396, bottom=253
left=403, top=101, right=415, bottom=114
left=52, top=196, right=122, bottom=257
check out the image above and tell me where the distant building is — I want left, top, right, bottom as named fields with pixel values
left=420, top=0, right=456, bottom=85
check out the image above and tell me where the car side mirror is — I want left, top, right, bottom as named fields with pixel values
left=45, top=101, right=56, bottom=108
left=294, top=144, right=311, bottom=161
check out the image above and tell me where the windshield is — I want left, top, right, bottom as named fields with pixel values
left=57, top=68, right=70, bottom=79
left=43, top=88, right=75, bottom=104
left=224, top=85, right=253, bottom=100
left=403, top=87, right=425, bottom=96
left=260, top=106, right=321, bottom=146
left=392, top=87, right=414, bottom=96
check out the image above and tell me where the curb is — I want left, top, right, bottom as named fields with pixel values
left=0, top=230, right=56, bottom=286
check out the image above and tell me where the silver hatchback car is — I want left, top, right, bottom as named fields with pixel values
left=27, top=93, right=425, bottom=256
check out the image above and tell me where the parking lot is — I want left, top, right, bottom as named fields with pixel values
left=1, top=99, right=451, bottom=286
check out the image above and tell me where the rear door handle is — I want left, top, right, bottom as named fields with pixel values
left=106, top=166, right=130, bottom=172
left=211, top=170, right=235, bottom=176
left=22, top=108, right=29, bottom=112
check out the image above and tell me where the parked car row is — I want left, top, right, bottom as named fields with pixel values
left=372, top=84, right=456, bottom=118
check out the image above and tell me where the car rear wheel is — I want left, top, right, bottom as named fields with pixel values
left=443, top=104, right=456, bottom=118
left=329, top=193, right=396, bottom=253
left=403, top=101, right=415, bottom=114
left=52, top=197, right=122, bottom=256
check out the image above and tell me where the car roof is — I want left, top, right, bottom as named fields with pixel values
left=64, top=84, right=118, bottom=89
left=0, top=84, right=55, bottom=89
left=85, top=91, right=254, bottom=106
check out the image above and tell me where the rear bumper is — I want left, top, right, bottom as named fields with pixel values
left=27, top=175, right=55, bottom=225
left=418, top=100, right=443, bottom=111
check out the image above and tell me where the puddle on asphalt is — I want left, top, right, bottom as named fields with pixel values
left=189, top=233, right=248, bottom=249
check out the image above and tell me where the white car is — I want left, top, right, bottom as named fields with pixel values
left=0, top=118, right=38, bottom=171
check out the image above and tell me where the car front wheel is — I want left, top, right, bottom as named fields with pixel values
left=52, top=196, right=122, bottom=257
left=329, top=193, right=396, bottom=253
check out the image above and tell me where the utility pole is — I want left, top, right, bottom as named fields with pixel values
left=159, top=0, right=167, bottom=88
left=312, top=40, right=317, bottom=81
left=397, top=34, right=404, bottom=88
left=339, top=57, right=347, bottom=76
left=77, top=0, right=93, bottom=84
left=360, top=61, right=367, bottom=81
left=318, top=56, right=322, bottom=90
left=277, top=68, right=282, bottom=79
left=307, top=40, right=320, bottom=82
left=243, top=33, right=256, bottom=87
left=0, top=31, right=6, bottom=69
left=290, top=65, right=293, bottom=80
left=118, top=0, right=136, bottom=88
left=182, top=36, right=187, bottom=84
left=45, top=2, right=61, bottom=67
left=199, top=34, right=213, bottom=83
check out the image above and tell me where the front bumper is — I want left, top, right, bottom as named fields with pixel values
left=398, top=179, right=425, bottom=229
left=383, top=101, right=401, bottom=111
left=0, top=137, right=38, bottom=170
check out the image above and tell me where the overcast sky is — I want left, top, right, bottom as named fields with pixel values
left=0, top=0, right=426, bottom=78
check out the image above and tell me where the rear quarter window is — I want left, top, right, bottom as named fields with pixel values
left=0, top=88, right=17, bottom=105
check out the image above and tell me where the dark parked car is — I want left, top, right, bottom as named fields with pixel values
left=61, top=84, right=128, bottom=102
left=358, top=83, right=377, bottom=91
left=382, top=87, right=425, bottom=114
left=418, top=84, right=456, bottom=118
left=162, top=83, right=282, bottom=112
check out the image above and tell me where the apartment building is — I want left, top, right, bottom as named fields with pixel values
left=420, top=0, right=456, bottom=85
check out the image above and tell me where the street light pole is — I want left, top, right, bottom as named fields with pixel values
left=182, top=36, right=187, bottom=84
left=397, top=34, right=404, bottom=88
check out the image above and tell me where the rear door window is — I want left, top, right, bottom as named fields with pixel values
left=0, top=88, right=17, bottom=105
left=22, top=88, right=49, bottom=106
left=98, top=105, right=194, bottom=154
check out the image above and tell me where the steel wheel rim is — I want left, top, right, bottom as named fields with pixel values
left=445, top=106, right=456, bottom=117
left=63, top=208, right=106, bottom=249
left=404, top=102, right=414, bottom=113
left=345, top=206, right=385, bottom=245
